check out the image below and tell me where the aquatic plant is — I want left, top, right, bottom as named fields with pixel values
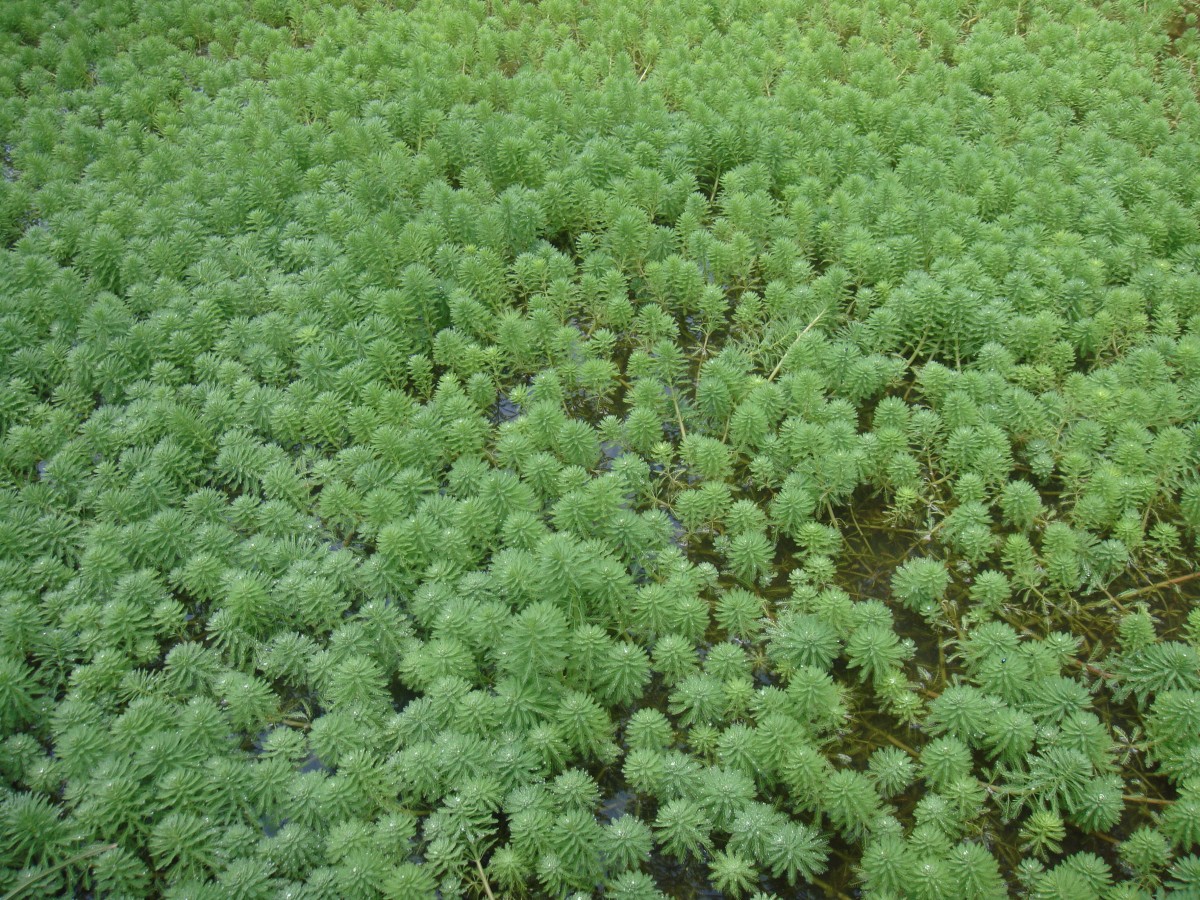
left=1, top=0, right=1199, bottom=895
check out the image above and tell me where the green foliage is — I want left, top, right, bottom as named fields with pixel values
left=927, top=685, right=997, bottom=747
left=846, top=622, right=909, bottom=685
left=764, top=820, right=828, bottom=885
left=1020, top=810, right=1067, bottom=861
left=721, top=529, right=776, bottom=585
left=767, top=612, right=840, bottom=675
left=709, top=849, right=758, bottom=897
left=868, top=747, right=916, bottom=800
left=715, top=588, right=764, bottom=640
left=891, top=558, right=950, bottom=621
left=653, top=798, right=712, bottom=861
left=822, top=768, right=883, bottom=841
left=1161, top=782, right=1200, bottom=851
left=0, top=0, right=1197, bottom=895
left=1119, top=826, right=1172, bottom=887
left=1112, top=640, right=1200, bottom=706
left=0, top=656, right=37, bottom=734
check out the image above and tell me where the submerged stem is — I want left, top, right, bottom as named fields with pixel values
left=1118, top=571, right=1200, bottom=600
left=473, top=855, right=496, bottom=900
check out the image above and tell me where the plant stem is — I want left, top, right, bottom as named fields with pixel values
left=1122, top=794, right=1172, bottom=807
left=861, top=718, right=920, bottom=757
left=766, top=311, right=825, bottom=382
left=669, top=387, right=687, bottom=440
left=1118, top=570, right=1200, bottom=600
left=2, top=843, right=118, bottom=900
left=473, top=855, right=496, bottom=900
left=809, top=873, right=854, bottom=900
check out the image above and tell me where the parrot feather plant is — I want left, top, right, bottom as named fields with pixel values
left=2, top=0, right=1200, bottom=896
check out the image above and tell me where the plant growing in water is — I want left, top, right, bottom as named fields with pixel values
left=1, top=0, right=1200, bottom=896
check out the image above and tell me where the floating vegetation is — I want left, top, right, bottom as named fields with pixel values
left=2, top=0, right=1200, bottom=896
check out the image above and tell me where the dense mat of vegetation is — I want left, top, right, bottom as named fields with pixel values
left=3, top=0, right=1200, bottom=896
